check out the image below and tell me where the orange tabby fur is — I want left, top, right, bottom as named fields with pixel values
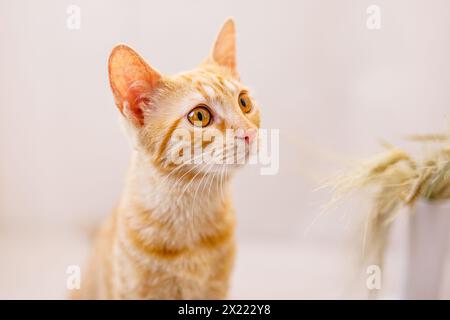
left=72, top=19, right=260, bottom=299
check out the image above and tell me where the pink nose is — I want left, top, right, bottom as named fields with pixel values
left=243, top=128, right=258, bottom=144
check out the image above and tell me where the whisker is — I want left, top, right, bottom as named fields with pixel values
left=159, top=151, right=207, bottom=187
left=179, top=145, right=232, bottom=195
left=189, top=160, right=216, bottom=226
left=169, top=144, right=235, bottom=191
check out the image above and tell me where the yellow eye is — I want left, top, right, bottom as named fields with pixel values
left=187, top=105, right=212, bottom=127
left=238, top=92, right=252, bottom=113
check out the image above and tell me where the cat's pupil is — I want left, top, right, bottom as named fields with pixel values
left=197, top=112, right=203, bottom=121
left=240, top=98, right=246, bottom=107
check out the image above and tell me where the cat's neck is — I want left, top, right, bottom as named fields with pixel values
left=119, top=150, right=231, bottom=225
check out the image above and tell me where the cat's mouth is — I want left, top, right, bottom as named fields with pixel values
left=165, top=137, right=258, bottom=175
left=199, top=147, right=254, bottom=173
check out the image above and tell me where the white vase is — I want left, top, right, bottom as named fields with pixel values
left=404, top=200, right=450, bottom=299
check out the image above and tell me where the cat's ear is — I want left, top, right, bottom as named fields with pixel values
left=108, top=45, right=161, bottom=126
left=209, top=18, right=238, bottom=77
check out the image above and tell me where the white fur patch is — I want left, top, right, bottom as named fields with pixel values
left=224, top=80, right=238, bottom=94
left=202, top=85, right=216, bottom=99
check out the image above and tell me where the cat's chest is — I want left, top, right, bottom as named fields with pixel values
left=113, top=194, right=236, bottom=298
left=113, top=231, right=235, bottom=299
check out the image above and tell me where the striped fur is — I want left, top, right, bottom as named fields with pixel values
left=73, top=19, right=260, bottom=299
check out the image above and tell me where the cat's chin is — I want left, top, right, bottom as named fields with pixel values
left=202, top=152, right=254, bottom=174
left=211, top=162, right=249, bottom=174
left=189, top=163, right=247, bottom=176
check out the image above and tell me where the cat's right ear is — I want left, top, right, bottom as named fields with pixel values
left=108, top=45, right=161, bottom=126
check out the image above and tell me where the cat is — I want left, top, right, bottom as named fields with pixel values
left=72, top=18, right=260, bottom=299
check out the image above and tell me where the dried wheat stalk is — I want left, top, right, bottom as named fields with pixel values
left=326, top=133, right=450, bottom=271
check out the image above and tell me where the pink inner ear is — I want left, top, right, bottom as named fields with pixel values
left=109, top=45, right=162, bottom=126
left=124, top=82, right=152, bottom=125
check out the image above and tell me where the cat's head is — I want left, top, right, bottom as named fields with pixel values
left=108, top=19, right=260, bottom=176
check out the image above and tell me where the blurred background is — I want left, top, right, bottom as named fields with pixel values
left=1, top=0, right=449, bottom=299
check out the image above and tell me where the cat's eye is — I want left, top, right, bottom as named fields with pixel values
left=187, top=105, right=212, bottom=127
left=238, top=92, right=252, bottom=113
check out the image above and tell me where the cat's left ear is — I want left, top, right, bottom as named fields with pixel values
left=208, top=18, right=239, bottom=77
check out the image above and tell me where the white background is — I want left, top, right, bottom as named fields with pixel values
left=1, top=0, right=449, bottom=298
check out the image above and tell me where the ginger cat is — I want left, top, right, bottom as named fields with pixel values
left=73, top=19, right=260, bottom=299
